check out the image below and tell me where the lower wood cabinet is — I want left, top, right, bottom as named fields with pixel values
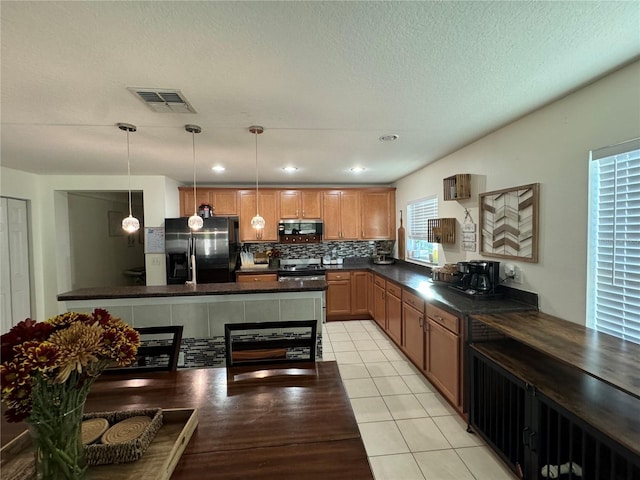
left=326, top=270, right=369, bottom=321
left=401, top=289, right=425, bottom=370
left=351, top=271, right=369, bottom=315
left=425, top=303, right=461, bottom=408
left=373, top=275, right=386, bottom=329
left=367, top=272, right=375, bottom=318
left=236, top=272, right=278, bottom=283
left=326, top=271, right=351, bottom=319
left=385, top=281, right=402, bottom=345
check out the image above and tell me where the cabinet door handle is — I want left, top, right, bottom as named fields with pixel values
left=529, top=431, right=538, bottom=453
left=418, top=316, right=423, bottom=327
left=522, top=427, right=530, bottom=447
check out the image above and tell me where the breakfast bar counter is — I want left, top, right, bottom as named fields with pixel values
left=57, top=279, right=327, bottom=301
left=57, top=281, right=327, bottom=369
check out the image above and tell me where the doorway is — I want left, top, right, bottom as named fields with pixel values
left=67, top=191, right=145, bottom=289
left=1, top=197, right=32, bottom=334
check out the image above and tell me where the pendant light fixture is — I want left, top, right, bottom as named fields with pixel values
left=118, top=123, right=140, bottom=234
left=249, top=125, right=265, bottom=230
left=186, top=124, right=204, bottom=230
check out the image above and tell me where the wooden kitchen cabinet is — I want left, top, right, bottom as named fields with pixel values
left=385, top=281, right=402, bottom=345
left=326, top=270, right=369, bottom=321
left=373, top=275, right=386, bottom=330
left=360, top=189, right=396, bottom=240
left=367, top=272, right=375, bottom=318
left=326, top=271, right=352, bottom=319
left=179, top=188, right=238, bottom=217
left=425, top=303, right=461, bottom=408
left=279, top=190, right=322, bottom=219
left=238, top=190, right=279, bottom=242
left=236, top=272, right=278, bottom=283
left=322, top=191, right=359, bottom=240
left=402, top=289, right=425, bottom=370
left=351, top=270, right=369, bottom=315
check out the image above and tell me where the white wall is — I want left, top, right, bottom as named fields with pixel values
left=395, top=60, right=640, bottom=325
left=0, top=168, right=178, bottom=320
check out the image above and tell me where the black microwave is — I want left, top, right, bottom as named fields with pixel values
left=278, top=219, right=323, bottom=243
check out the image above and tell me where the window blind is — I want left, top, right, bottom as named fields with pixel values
left=588, top=139, right=640, bottom=344
left=407, top=195, right=438, bottom=239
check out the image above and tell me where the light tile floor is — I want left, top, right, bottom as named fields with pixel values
left=322, top=320, right=516, bottom=480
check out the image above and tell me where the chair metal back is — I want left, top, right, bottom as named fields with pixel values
left=105, top=325, right=183, bottom=373
left=225, top=320, right=317, bottom=367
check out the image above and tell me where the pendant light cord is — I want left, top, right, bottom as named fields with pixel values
left=192, top=130, right=197, bottom=214
left=126, top=129, right=133, bottom=217
left=255, top=129, right=259, bottom=216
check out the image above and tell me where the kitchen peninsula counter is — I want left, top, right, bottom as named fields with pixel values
left=58, top=281, right=327, bottom=369
left=57, top=279, right=326, bottom=301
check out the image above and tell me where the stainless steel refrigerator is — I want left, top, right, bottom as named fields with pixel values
left=165, top=216, right=240, bottom=284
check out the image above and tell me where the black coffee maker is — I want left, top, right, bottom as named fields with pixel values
left=468, top=260, right=500, bottom=294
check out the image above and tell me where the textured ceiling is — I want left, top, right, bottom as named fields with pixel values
left=1, top=1, right=639, bottom=186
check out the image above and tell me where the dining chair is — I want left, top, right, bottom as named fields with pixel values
left=224, top=320, right=317, bottom=367
left=105, top=325, right=183, bottom=373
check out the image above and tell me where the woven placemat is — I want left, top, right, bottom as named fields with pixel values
left=101, top=416, right=152, bottom=445
left=81, top=417, right=109, bottom=445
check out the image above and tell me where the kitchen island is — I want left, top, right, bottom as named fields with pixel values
left=57, top=280, right=327, bottom=368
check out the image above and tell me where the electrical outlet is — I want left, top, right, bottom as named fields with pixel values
left=512, top=266, right=523, bottom=285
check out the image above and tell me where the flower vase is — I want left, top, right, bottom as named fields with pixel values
left=27, top=374, right=91, bottom=479
left=269, top=258, right=280, bottom=268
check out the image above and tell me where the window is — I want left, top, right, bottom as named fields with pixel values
left=407, top=195, right=438, bottom=264
left=587, top=138, right=640, bottom=344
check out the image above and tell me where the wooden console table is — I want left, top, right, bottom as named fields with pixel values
left=468, top=311, right=640, bottom=480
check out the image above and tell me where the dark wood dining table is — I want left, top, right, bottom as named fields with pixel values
left=1, top=361, right=373, bottom=479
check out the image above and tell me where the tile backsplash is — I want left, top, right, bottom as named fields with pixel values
left=244, top=240, right=390, bottom=260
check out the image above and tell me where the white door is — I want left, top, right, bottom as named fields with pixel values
left=0, top=198, right=31, bottom=334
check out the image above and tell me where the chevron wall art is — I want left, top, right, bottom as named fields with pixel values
left=479, top=183, right=539, bottom=263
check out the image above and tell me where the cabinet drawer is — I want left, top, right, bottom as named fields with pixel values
left=403, top=290, right=425, bottom=313
left=386, top=282, right=402, bottom=299
left=327, top=271, right=349, bottom=281
left=426, top=303, right=460, bottom=334
left=237, top=273, right=278, bottom=283
left=374, top=275, right=386, bottom=288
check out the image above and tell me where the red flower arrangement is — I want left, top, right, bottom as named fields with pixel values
left=0, top=309, right=140, bottom=422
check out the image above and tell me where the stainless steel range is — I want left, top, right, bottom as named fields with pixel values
left=277, top=259, right=326, bottom=282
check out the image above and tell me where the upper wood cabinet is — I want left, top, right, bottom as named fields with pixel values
left=279, top=190, right=322, bottom=219
left=360, top=189, right=396, bottom=240
left=238, top=190, right=279, bottom=242
left=323, top=190, right=360, bottom=240
left=179, top=188, right=238, bottom=217
left=178, top=186, right=395, bottom=241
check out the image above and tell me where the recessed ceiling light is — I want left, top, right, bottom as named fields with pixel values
left=379, top=134, right=399, bottom=142
left=283, top=166, right=298, bottom=172
left=350, top=166, right=365, bottom=173
left=211, top=165, right=225, bottom=172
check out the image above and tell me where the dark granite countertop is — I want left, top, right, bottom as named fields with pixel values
left=325, top=261, right=536, bottom=316
left=57, top=280, right=327, bottom=301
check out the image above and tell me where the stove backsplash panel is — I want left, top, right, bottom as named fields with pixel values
left=244, top=240, right=387, bottom=260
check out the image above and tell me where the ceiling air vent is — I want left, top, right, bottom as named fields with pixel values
left=128, top=88, right=197, bottom=113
